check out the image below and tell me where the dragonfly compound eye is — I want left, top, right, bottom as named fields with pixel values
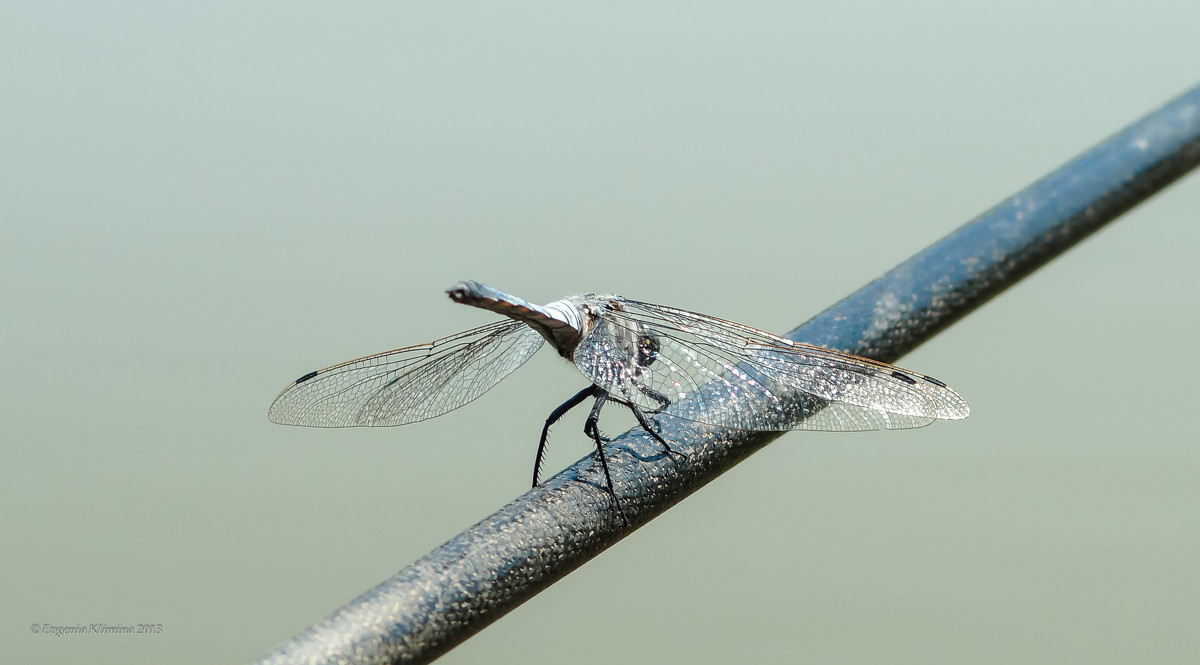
left=636, top=332, right=660, bottom=367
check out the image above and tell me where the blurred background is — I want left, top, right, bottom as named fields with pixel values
left=3, top=2, right=1198, bottom=663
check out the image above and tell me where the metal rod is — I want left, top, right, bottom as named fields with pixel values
left=255, top=84, right=1200, bottom=665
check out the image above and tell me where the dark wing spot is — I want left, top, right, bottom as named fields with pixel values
left=295, top=370, right=319, bottom=384
left=891, top=370, right=917, bottom=385
left=923, top=375, right=947, bottom=388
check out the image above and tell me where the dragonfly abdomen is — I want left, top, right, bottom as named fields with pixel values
left=447, top=280, right=583, bottom=355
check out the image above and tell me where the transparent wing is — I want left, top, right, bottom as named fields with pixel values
left=573, top=298, right=968, bottom=432
left=268, top=320, right=544, bottom=427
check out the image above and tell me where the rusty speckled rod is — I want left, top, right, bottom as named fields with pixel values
left=255, top=84, right=1200, bottom=665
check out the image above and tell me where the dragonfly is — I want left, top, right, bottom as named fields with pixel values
left=269, top=281, right=970, bottom=522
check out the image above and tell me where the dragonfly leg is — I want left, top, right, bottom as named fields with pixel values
left=626, top=402, right=686, bottom=461
left=583, top=391, right=628, bottom=526
left=535, top=385, right=602, bottom=487
left=632, top=379, right=671, bottom=413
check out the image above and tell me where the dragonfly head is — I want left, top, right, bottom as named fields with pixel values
left=636, top=331, right=660, bottom=367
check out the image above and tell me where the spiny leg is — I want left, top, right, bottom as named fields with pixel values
left=626, top=379, right=684, bottom=460
left=535, top=385, right=602, bottom=488
left=625, top=401, right=686, bottom=461
left=582, top=391, right=629, bottom=526
left=634, top=380, right=672, bottom=413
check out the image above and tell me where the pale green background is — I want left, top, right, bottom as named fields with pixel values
left=4, top=3, right=1199, bottom=664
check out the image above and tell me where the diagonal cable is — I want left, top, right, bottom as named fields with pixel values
left=255, top=83, right=1200, bottom=665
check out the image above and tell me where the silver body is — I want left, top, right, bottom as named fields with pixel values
left=269, top=281, right=969, bottom=433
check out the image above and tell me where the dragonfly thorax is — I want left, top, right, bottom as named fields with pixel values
left=571, top=295, right=662, bottom=372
